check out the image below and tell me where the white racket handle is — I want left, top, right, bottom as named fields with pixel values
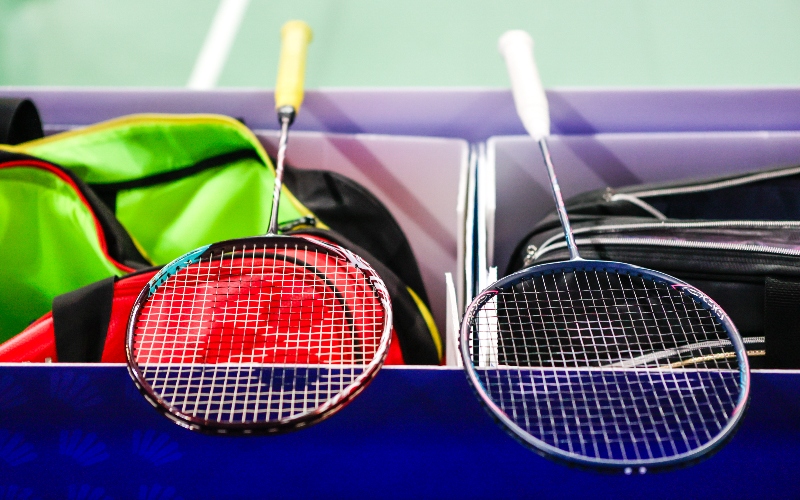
left=498, top=30, right=550, bottom=140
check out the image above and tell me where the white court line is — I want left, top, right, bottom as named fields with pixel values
left=187, top=0, right=251, bottom=89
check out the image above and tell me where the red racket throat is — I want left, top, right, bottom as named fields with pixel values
left=126, top=236, right=392, bottom=433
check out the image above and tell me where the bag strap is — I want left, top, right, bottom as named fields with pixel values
left=764, top=276, right=800, bottom=369
left=0, top=98, right=43, bottom=145
left=52, top=277, right=116, bottom=362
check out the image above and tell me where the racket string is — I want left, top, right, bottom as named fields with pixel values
left=469, top=267, right=742, bottom=462
left=479, top=270, right=737, bottom=369
left=132, top=242, right=385, bottom=425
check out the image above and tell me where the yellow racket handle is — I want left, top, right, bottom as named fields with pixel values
left=275, top=20, right=313, bottom=113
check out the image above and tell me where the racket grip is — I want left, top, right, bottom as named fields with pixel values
left=275, top=20, right=313, bottom=115
left=498, top=30, right=550, bottom=140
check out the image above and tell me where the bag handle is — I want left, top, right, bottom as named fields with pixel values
left=0, top=98, right=43, bottom=145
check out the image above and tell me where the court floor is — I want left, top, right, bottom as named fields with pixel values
left=1, top=0, right=799, bottom=89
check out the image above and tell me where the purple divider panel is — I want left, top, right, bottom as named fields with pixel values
left=1, top=87, right=800, bottom=141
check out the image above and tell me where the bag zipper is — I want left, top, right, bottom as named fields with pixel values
left=528, top=220, right=800, bottom=265
left=606, top=165, right=800, bottom=200
left=1, top=113, right=319, bottom=227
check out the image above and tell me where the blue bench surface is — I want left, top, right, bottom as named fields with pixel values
left=1, top=365, right=798, bottom=499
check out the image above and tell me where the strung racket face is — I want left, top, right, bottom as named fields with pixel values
left=127, top=235, right=392, bottom=434
left=460, top=259, right=749, bottom=472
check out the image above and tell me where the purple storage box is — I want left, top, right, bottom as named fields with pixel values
left=1, top=87, right=799, bottom=499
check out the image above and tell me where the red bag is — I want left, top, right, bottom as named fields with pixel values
left=0, top=259, right=408, bottom=365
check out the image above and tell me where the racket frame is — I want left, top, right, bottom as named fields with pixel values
left=126, top=234, right=393, bottom=435
left=459, top=258, right=750, bottom=472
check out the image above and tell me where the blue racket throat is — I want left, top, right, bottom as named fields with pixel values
left=147, top=245, right=211, bottom=296
left=460, top=259, right=750, bottom=474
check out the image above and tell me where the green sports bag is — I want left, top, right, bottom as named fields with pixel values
left=0, top=150, right=149, bottom=341
left=11, top=114, right=313, bottom=265
left=1, top=114, right=441, bottom=361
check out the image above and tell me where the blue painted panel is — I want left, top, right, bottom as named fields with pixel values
left=0, top=366, right=798, bottom=499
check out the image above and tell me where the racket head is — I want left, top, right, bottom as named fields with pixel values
left=126, top=235, right=392, bottom=434
left=460, top=259, right=750, bottom=473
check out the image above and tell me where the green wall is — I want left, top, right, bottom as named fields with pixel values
left=1, top=0, right=799, bottom=88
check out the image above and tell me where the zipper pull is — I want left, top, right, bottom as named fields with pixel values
left=279, top=216, right=317, bottom=233
left=603, top=187, right=615, bottom=202
left=523, top=244, right=538, bottom=267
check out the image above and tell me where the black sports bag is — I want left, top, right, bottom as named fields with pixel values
left=508, top=164, right=800, bottom=369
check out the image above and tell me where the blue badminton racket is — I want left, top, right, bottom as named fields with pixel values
left=459, top=30, right=750, bottom=473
